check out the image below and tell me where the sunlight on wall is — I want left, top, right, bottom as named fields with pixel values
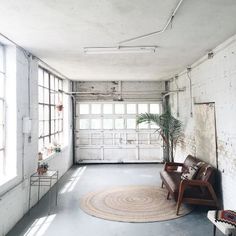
left=23, top=214, right=56, bottom=236
left=60, top=166, right=87, bottom=194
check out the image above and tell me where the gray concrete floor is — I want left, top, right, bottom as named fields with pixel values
left=8, top=164, right=223, bottom=236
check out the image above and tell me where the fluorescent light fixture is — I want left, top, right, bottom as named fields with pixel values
left=84, top=46, right=158, bottom=54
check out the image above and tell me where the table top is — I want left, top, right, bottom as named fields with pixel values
left=31, top=170, right=58, bottom=178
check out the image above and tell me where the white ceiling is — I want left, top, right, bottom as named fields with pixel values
left=0, top=0, right=236, bottom=81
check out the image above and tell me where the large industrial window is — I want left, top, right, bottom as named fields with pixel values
left=77, top=102, right=161, bottom=130
left=38, top=67, right=63, bottom=153
left=0, top=44, right=5, bottom=175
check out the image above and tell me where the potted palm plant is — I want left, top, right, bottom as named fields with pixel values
left=136, top=106, right=183, bottom=162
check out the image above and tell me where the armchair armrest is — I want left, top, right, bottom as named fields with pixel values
left=164, top=162, right=184, bottom=171
left=180, top=179, right=210, bottom=188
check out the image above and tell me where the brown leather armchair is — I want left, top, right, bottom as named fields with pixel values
left=160, top=155, right=219, bottom=215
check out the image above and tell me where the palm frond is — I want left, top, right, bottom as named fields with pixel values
left=136, top=113, right=160, bottom=126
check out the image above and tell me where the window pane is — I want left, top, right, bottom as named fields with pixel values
left=0, top=73, right=4, bottom=98
left=79, top=104, right=89, bottom=114
left=138, top=104, right=148, bottom=114
left=150, top=104, right=160, bottom=114
left=44, top=106, right=49, bottom=120
left=127, top=119, right=136, bottom=129
left=44, top=137, right=49, bottom=147
left=51, top=106, right=55, bottom=119
left=55, top=78, right=58, bottom=91
left=54, top=93, right=59, bottom=105
left=151, top=123, right=159, bottom=129
left=38, top=105, right=44, bottom=121
left=39, top=121, right=43, bottom=138
left=0, top=150, right=3, bottom=174
left=59, top=119, right=63, bottom=132
left=91, top=119, right=101, bottom=129
left=0, top=125, right=3, bottom=149
left=38, top=86, right=44, bottom=103
left=50, top=92, right=55, bottom=104
left=115, top=104, right=124, bottom=114
left=38, top=68, right=44, bottom=86
left=0, top=45, right=3, bottom=73
left=44, top=72, right=49, bottom=88
left=44, top=121, right=49, bottom=136
left=91, top=104, right=101, bottom=114
left=38, top=139, right=43, bottom=151
left=44, top=88, right=49, bottom=104
left=55, top=120, right=58, bottom=132
left=138, top=122, right=148, bottom=129
left=59, top=79, right=62, bottom=90
left=79, top=119, right=89, bottom=129
left=103, top=119, right=113, bottom=129
left=0, top=101, right=3, bottom=124
left=58, top=92, right=63, bottom=104
left=50, top=75, right=55, bottom=90
left=51, top=120, right=55, bottom=134
left=115, top=119, right=124, bottom=129
left=127, top=104, right=136, bottom=114
left=103, top=104, right=113, bottom=114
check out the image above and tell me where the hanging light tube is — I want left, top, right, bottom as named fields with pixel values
left=83, top=46, right=158, bottom=54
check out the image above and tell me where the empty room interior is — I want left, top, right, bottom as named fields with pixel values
left=0, top=0, right=236, bottom=235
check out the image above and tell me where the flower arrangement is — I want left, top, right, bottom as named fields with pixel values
left=37, top=162, right=49, bottom=175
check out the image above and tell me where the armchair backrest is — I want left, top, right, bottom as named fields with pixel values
left=183, top=155, right=216, bottom=187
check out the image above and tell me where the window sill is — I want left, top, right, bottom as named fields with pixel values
left=39, top=145, right=67, bottom=163
left=0, top=174, right=17, bottom=187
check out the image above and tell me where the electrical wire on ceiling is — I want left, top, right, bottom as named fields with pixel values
left=84, top=0, right=184, bottom=54
left=118, top=0, right=184, bottom=45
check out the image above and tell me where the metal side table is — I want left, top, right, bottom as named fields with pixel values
left=28, top=170, right=59, bottom=214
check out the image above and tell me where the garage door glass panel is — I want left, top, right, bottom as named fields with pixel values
left=127, top=119, right=136, bottom=129
left=79, top=104, right=89, bottom=114
left=103, top=119, right=113, bottom=129
left=115, top=104, right=124, bottom=114
left=127, top=104, right=136, bottom=114
left=91, top=119, right=101, bottom=129
left=91, top=104, right=101, bottom=114
left=80, top=119, right=89, bottom=129
left=138, top=104, right=148, bottom=114
left=115, top=119, right=124, bottom=129
left=138, top=122, right=149, bottom=129
left=103, top=104, right=113, bottom=114
left=150, top=104, right=160, bottom=114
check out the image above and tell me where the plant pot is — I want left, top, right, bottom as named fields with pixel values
left=37, top=167, right=48, bottom=175
left=56, top=104, right=63, bottom=112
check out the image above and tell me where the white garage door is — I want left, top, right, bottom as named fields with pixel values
left=75, top=102, right=163, bottom=163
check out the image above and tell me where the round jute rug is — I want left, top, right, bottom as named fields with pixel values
left=80, top=186, right=191, bottom=223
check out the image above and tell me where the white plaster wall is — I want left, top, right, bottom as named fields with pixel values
left=170, top=34, right=236, bottom=209
left=0, top=47, right=73, bottom=236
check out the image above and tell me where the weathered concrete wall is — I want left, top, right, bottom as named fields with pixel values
left=0, top=47, right=73, bottom=236
left=170, top=34, right=236, bottom=209
left=73, top=81, right=165, bottom=102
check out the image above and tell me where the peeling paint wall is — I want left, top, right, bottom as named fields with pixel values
left=73, top=81, right=165, bottom=101
left=170, top=34, right=236, bottom=209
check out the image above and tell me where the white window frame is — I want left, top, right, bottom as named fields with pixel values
left=0, top=43, right=6, bottom=176
left=38, top=66, right=64, bottom=153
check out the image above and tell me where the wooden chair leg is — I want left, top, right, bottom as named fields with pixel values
left=176, top=184, right=184, bottom=215
left=167, top=191, right=170, bottom=200
left=207, top=184, right=220, bottom=209
left=161, top=181, right=164, bottom=188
